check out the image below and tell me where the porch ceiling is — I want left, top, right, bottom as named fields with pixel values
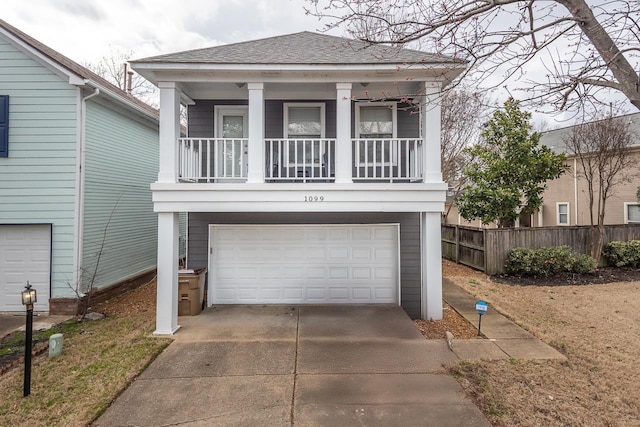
left=177, top=81, right=422, bottom=101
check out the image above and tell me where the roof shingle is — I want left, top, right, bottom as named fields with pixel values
left=135, top=31, right=463, bottom=66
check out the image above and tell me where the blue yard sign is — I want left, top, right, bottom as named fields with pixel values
left=475, top=300, right=488, bottom=336
left=475, top=300, right=488, bottom=315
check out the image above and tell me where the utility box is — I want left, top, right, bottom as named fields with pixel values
left=178, top=268, right=206, bottom=316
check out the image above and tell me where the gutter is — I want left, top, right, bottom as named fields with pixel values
left=72, top=86, right=100, bottom=288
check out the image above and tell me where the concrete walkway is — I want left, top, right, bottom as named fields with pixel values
left=0, top=313, right=72, bottom=338
left=443, top=279, right=566, bottom=361
left=96, top=305, right=491, bottom=427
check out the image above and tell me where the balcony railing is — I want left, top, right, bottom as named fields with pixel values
left=178, top=138, right=248, bottom=182
left=176, top=138, right=423, bottom=183
left=265, top=139, right=335, bottom=182
left=352, top=138, right=422, bottom=182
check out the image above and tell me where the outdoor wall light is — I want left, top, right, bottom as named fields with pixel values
left=21, top=282, right=37, bottom=309
left=21, top=281, right=37, bottom=397
left=235, top=82, right=246, bottom=88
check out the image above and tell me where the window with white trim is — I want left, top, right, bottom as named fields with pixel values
left=557, top=202, right=570, bottom=225
left=283, top=103, right=325, bottom=165
left=355, top=102, right=397, bottom=166
left=625, top=203, right=640, bottom=224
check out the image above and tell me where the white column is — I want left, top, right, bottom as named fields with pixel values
left=158, top=82, right=181, bottom=183
left=247, top=83, right=265, bottom=183
left=335, top=83, right=353, bottom=183
left=422, top=82, right=443, bottom=183
left=154, top=211, right=180, bottom=335
left=421, top=211, right=443, bottom=320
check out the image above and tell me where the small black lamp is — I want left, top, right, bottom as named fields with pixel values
left=21, top=281, right=37, bottom=397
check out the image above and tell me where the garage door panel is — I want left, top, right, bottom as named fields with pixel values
left=1, top=225, right=51, bottom=311
left=209, top=224, right=398, bottom=305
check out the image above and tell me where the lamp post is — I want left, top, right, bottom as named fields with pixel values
left=21, top=281, right=37, bottom=397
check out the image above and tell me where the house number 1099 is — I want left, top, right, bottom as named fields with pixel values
left=304, top=196, right=324, bottom=202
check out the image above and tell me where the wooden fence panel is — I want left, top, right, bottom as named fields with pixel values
left=443, top=224, right=640, bottom=275
left=441, top=225, right=485, bottom=271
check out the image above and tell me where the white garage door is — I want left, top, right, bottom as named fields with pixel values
left=0, top=225, right=51, bottom=312
left=209, top=224, right=399, bottom=304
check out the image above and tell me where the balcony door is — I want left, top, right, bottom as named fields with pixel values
left=215, top=106, right=248, bottom=178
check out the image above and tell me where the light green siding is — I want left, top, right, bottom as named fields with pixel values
left=0, top=38, right=78, bottom=298
left=81, top=100, right=158, bottom=290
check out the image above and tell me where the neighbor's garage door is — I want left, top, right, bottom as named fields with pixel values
left=209, top=224, right=399, bottom=304
left=0, top=225, right=51, bottom=311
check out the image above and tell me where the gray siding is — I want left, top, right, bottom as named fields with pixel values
left=188, top=99, right=338, bottom=138
left=187, top=212, right=421, bottom=318
left=82, top=99, right=159, bottom=291
left=0, top=37, right=78, bottom=298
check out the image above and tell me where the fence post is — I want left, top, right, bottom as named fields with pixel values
left=454, top=225, right=460, bottom=264
left=483, top=228, right=488, bottom=274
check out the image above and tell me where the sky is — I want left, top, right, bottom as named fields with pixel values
left=2, top=0, right=635, bottom=128
left=2, top=0, right=336, bottom=63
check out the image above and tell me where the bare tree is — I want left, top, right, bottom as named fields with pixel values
left=84, top=47, right=158, bottom=108
left=440, top=88, right=490, bottom=221
left=564, top=115, right=637, bottom=262
left=307, top=1, right=640, bottom=112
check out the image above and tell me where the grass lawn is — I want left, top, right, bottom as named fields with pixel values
left=0, top=282, right=170, bottom=427
left=444, top=260, right=640, bottom=427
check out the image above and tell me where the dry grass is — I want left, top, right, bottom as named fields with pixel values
left=444, top=260, right=640, bottom=427
left=0, top=281, right=170, bottom=427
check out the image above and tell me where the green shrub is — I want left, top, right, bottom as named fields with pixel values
left=505, top=246, right=596, bottom=276
left=570, top=253, right=597, bottom=274
left=603, top=240, right=640, bottom=267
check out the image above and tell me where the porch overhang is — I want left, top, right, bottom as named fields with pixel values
left=150, top=182, right=447, bottom=213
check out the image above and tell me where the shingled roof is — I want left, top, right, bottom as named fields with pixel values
left=0, top=18, right=158, bottom=118
left=135, top=31, right=462, bottom=66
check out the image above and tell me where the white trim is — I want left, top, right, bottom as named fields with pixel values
left=283, top=102, right=326, bottom=138
left=72, top=87, right=101, bottom=286
left=624, top=202, right=640, bottom=224
left=354, top=101, right=398, bottom=139
left=556, top=202, right=570, bottom=225
left=214, top=105, right=249, bottom=137
left=573, top=158, right=579, bottom=225
left=151, top=182, right=447, bottom=213
left=207, top=223, right=401, bottom=306
left=537, top=208, right=544, bottom=227
left=354, top=101, right=398, bottom=167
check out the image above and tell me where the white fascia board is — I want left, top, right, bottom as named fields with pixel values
left=82, top=80, right=158, bottom=123
left=133, top=62, right=466, bottom=83
left=0, top=29, right=85, bottom=85
left=150, top=183, right=447, bottom=213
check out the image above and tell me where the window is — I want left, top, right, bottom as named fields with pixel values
left=355, top=102, right=397, bottom=165
left=284, top=103, right=325, bottom=165
left=625, top=203, right=640, bottom=224
left=557, top=202, right=570, bottom=225
left=0, top=95, right=8, bottom=157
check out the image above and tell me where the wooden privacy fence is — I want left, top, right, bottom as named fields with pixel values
left=442, top=224, right=640, bottom=275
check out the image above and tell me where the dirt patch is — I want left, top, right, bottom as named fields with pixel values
left=493, top=266, right=640, bottom=286
left=414, top=302, right=479, bottom=339
left=444, top=259, right=640, bottom=426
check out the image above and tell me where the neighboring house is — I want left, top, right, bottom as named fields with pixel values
left=535, top=112, right=640, bottom=227
left=131, top=32, right=466, bottom=334
left=0, top=19, right=161, bottom=313
left=443, top=112, right=640, bottom=228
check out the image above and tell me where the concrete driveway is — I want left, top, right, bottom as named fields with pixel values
left=95, top=305, right=491, bottom=427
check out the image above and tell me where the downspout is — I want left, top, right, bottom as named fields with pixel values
left=573, top=158, right=578, bottom=225
left=73, top=86, right=100, bottom=288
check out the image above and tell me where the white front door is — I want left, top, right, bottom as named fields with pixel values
left=208, top=224, right=400, bottom=305
left=216, top=107, right=248, bottom=178
left=0, top=225, right=51, bottom=311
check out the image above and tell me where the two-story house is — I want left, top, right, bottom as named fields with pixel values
left=132, top=32, right=466, bottom=334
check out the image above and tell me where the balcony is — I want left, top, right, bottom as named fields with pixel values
left=178, top=138, right=423, bottom=183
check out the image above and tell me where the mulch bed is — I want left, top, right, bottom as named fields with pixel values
left=493, top=267, right=640, bottom=286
